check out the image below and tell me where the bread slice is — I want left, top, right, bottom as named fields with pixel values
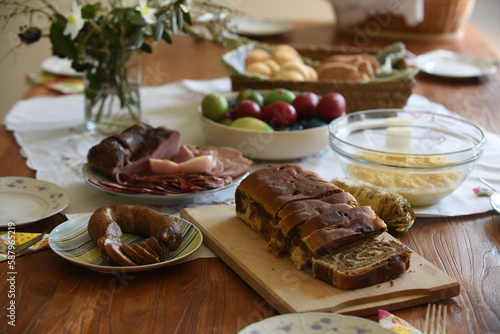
left=288, top=205, right=387, bottom=269
left=269, top=203, right=356, bottom=257
left=312, top=238, right=412, bottom=290
left=278, top=192, right=358, bottom=235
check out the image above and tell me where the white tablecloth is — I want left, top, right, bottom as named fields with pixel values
left=4, top=77, right=500, bottom=218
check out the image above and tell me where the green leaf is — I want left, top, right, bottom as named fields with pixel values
left=103, top=26, right=120, bottom=46
left=180, top=5, right=193, bottom=26
left=162, top=30, right=172, bottom=44
left=154, top=20, right=164, bottom=41
left=176, top=9, right=184, bottom=30
left=81, top=3, right=100, bottom=19
left=49, top=16, right=77, bottom=60
left=140, top=43, right=152, bottom=53
left=127, top=8, right=147, bottom=27
left=133, top=32, right=145, bottom=49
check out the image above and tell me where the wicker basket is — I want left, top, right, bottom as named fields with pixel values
left=332, top=0, right=476, bottom=42
left=227, top=45, right=415, bottom=114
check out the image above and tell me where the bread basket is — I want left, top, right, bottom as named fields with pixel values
left=222, top=43, right=417, bottom=114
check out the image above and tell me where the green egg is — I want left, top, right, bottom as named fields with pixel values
left=264, top=88, right=296, bottom=105
left=236, top=89, right=264, bottom=107
left=201, top=93, right=229, bottom=121
left=231, top=117, right=274, bottom=132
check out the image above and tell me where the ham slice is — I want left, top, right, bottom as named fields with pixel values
left=150, top=155, right=215, bottom=175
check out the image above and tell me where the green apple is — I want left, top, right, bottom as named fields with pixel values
left=264, top=88, right=296, bottom=105
left=231, top=117, right=274, bottom=132
left=201, top=93, right=229, bottom=121
left=236, top=89, right=264, bottom=107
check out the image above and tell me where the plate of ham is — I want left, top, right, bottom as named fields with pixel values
left=84, top=123, right=252, bottom=205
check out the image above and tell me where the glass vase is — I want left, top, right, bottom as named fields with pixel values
left=84, top=47, right=141, bottom=134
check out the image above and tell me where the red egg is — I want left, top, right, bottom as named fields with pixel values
left=316, top=92, right=346, bottom=122
left=292, top=91, right=319, bottom=120
left=233, top=99, right=262, bottom=119
left=261, top=101, right=297, bottom=128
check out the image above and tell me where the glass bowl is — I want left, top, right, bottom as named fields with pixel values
left=329, top=109, right=485, bottom=207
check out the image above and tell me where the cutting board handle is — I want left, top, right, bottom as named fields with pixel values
left=330, top=285, right=459, bottom=315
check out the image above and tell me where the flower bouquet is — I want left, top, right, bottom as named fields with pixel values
left=1, top=0, right=239, bottom=133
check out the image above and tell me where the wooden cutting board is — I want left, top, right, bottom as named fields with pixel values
left=180, top=205, right=460, bottom=316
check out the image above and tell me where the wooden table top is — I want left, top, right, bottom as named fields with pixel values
left=1, top=22, right=499, bottom=333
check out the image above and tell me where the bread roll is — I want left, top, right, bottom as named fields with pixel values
left=271, top=45, right=302, bottom=65
left=245, top=49, right=271, bottom=66
left=263, top=59, right=280, bottom=75
left=316, top=62, right=369, bottom=81
left=246, top=62, right=273, bottom=78
left=316, top=53, right=379, bottom=81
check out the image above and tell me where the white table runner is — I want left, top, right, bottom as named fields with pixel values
left=4, top=77, right=500, bottom=218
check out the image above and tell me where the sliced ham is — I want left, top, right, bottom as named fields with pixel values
left=89, top=142, right=252, bottom=195
left=150, top=155, right=215, bottom=175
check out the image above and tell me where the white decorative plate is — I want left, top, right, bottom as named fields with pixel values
left=231, top=17, right=293, bottom=36
left=49, top=213, right=203, bottom=273
left=41, top=56, right=83, bottom=77
left=0, top=177, right=70, bottom=227
left=82, top=164, right=247, bottom=205
left=238, top=312, right=393, bottom=334
left=415, top=50, right=498, bottom=79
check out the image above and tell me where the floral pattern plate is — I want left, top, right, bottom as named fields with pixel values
left=49, top=213, right=202, bottom=273
left=0, top=177, right=70, bottom=227
left=238, top=312, right=393, bottom=334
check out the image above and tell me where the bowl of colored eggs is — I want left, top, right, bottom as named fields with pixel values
left=199, top=88, right=346, bottom=161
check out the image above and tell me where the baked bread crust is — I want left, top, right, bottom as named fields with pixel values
left=236, top=164, right=341, bottom=218
left=270, top=203, right=358, bottom=258
left=235, top=163, right=411, bottom=289
left=288, top=206, right=386, bottom=268
left=278, top=192, right=357, bottom=220
left=312, top=238, right=412, bottom=289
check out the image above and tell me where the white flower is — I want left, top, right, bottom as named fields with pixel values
left=136, top=0, right=157, bottom=25
left=63, top=0, right=84, bottom=40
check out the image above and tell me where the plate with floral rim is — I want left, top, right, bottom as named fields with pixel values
left=0, top=177, right=70, bottom=227
left=238, top=312, right=393, bottom=334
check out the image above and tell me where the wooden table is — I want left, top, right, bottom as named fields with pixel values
left=1, top=22, right=499, bottom=333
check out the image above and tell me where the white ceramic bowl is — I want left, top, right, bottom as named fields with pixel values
left=199, top=91, right=329, bottom=161
left=329, top=109, right=485, bottom=207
